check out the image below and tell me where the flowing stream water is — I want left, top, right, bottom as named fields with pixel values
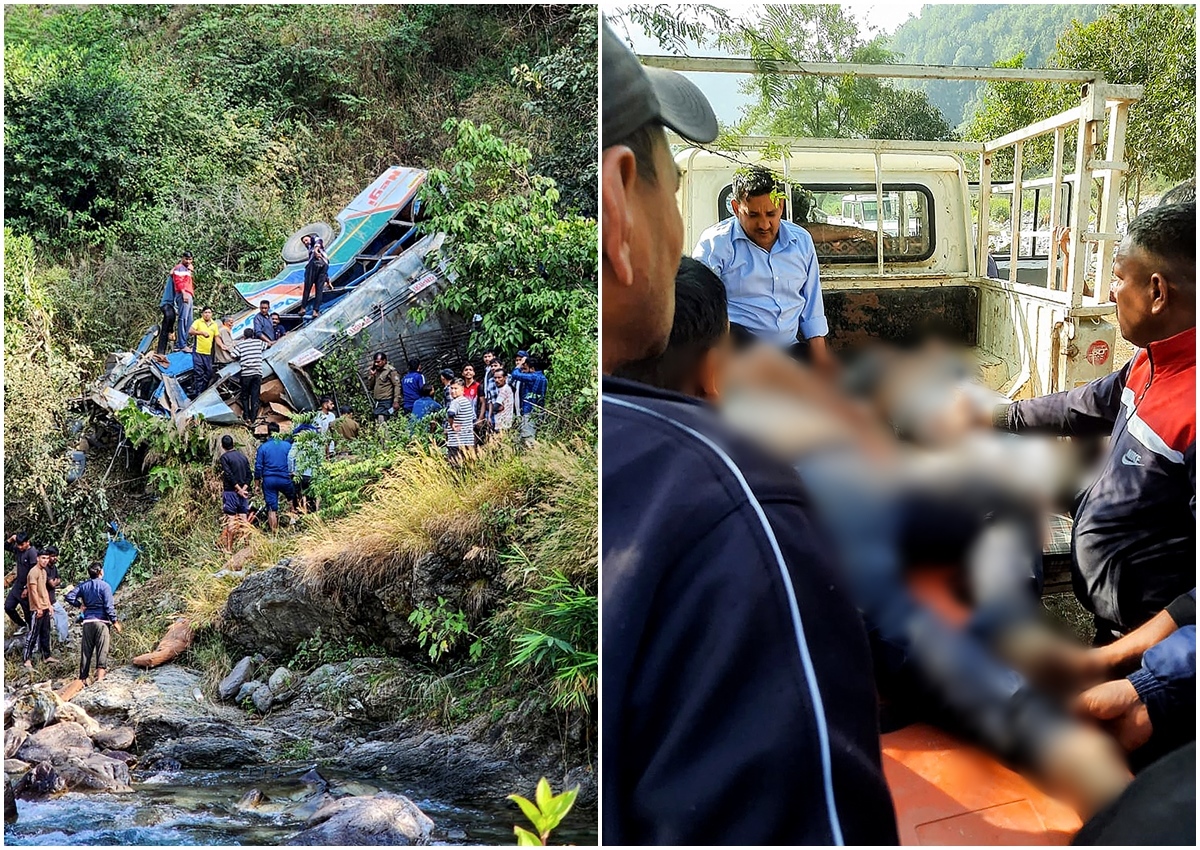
left=4, top=763, right=598, bottom=846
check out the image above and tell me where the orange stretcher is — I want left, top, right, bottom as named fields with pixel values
left=884, top=723, right=1084, bottom=845
left=888, top=564, right=1086, bottom=844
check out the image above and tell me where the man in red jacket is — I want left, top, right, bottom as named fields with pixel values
left=993, top=202, right=1195, bottom=641
left=172, top=251, right=196, bottom=352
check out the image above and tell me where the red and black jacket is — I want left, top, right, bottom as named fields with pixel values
left=1001, top=326, right=1196, bottom=630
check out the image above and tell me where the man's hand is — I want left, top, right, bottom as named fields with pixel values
left=114, top=621, right=124, bottom=634
left=1075, top=678, right=1154, bottom=753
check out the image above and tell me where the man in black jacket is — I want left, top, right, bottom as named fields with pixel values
left=600, top=21, right=898, bottom=845
left=4, top=533, right=38, bottom=634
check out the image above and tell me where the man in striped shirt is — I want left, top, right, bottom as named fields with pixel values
left=446, top=378, right=476, bottom=465
left=236, top=328, right=266, bottom=425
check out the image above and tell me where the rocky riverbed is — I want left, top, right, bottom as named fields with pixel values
left=3, top=663, right=596, bottom=845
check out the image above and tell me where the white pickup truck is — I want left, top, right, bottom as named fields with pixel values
left=650, top=55, right=1143, bottom=400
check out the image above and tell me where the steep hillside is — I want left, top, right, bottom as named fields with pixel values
left=886, top=4, right=1106, bottom=128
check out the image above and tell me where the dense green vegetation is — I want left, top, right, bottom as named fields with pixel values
left=962, top=4, right=1195, bottom=213
left=887, top=4, right=1106, bottom=128
left=4, top=4, right=597, bottom=731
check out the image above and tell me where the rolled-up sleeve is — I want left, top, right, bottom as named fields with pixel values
left=797, top=237, right=828, bottom=340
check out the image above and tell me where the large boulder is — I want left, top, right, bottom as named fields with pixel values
left=222, top=565, right=346, bottom=659
left=72, top=667, right=243, bottom=750
left=15, top=721, right=94, bottom=765
left=287, top=793, right=434, bottom=846
left=140, top=719, right=277, bottom=769
left=56, top=753, right=132, bottom=793
left=219, top=656, right=256, bottom=701
left=4, top=777, right=15, bottom=824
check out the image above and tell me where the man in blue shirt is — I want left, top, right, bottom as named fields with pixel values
left=401, top=359, right=425, bottom=414
left=509, top=357, right=547, bottom=446
left=252, top=300, right=275, bottom=346
left=254, top=422, right=294, bottom=532
left=693, top=166, right=833, bottom=372
left=65, top=562, right=122, bottom=685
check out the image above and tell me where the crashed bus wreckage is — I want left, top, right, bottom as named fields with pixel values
left=90, top=167, right=470, bottom=430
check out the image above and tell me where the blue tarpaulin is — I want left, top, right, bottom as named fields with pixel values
left=103, top=531, right=138, bottom=591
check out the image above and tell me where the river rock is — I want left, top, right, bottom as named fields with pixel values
left=4, top=777, right=16, bottom=824
left=14, top=761, right=64, bottom=798
left=235, top=681, right=263, bottom=705
left=100, top=749, right=138, bottom=766
left=252, top=684, right=273, bottom=714
left=72, top=666, right=244, bottom=750
left=287, top=792, right=434, bottom=846
left=9, top=687, right=59, bottom=729
left=219, top=656, right=256, bottom=701
left=268, top=667, right=296, bottom=695
left=53, top=700, right=101, bottom=736
left=15, top=721, right=94, bottom=765
left=56, top=753, right=133, bottom=793
left=4, top=725, right=28, bottom=759
left=141, top=718, right=274, bottom=768
left=91, top=726, right=135, bottom=751
left=4, top=759, right=30, bottom=778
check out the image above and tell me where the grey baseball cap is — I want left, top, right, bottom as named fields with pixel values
left=602, top=20, right=718, bottom=146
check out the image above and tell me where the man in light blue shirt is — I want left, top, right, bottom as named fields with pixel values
left=693, top=166, right=833, bottom=371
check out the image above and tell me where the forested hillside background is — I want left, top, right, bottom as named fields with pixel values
left=5, top=3, right=595, bottom=356
left=888, top=4, right=1106, bottom=128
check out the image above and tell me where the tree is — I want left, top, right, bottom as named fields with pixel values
left=963, top=5, right=1195, bottom=214
left=416, top=120, right=597, bottom=430
left=718, top=5, right=954, bottom=141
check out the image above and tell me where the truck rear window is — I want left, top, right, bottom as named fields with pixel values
left=716, top=182, right=935, bottom=264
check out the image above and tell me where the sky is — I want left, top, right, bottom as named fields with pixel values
left=606, top=1, right=931, bottom=124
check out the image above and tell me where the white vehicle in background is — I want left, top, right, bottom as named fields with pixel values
left=654, top=54, right=1141, bottom=399
left=827, top=192, right=904, bottom=236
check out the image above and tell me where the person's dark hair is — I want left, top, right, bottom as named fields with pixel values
left=407, top=358, right=420, bottom=371
left=267, top=422, right=280, bottom=434
left=439, top=368, right=455, bottom=381
left=493, top=368, right=507, bottom=377
left=181, top=251, right=193, bottom=260
left=270, top=312, right=281, bottom=320
left=452, top=377, right=465, bottom=387
left=320, top=396, right=333, bottom=406
left=420, top=384, right=433, bottom=397
left=733, top=166, right=782, bottom=203
left=610, top=123, right=664, bottom=186
left=525, top=356, right=541, bottom=371
left=201, top=306, right=213, bottom=314
left=1126, top=202, right=1196, bottom=285
left=42, top=545, right=58, bottom=557
left=15, top=533, right=29, bottom=545
left=242, top=328, right=255, bottom=340
left=260, top=300, right=270, bottom=308
left=339, top=406, right=351, bottom=415
left=221, top=434, right=235, bottom=450
left=374, top=351, right=387, bottom=362
left=614, top=257, right=729, bottom=393
left=87, top=562, right=103, bottom=579
left=1160, top=179, right=1196, bottom=207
